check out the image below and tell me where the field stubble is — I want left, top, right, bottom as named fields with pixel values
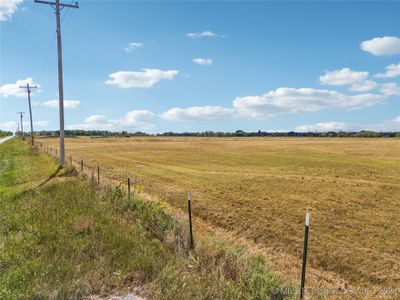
left=38, top=136, right=400, bottom=289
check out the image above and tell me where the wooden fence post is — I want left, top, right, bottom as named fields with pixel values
left=81, top=160, right=83, bottom=172
left=97, top=166, right=100, bottom=184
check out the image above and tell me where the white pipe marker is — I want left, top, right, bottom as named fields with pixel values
left=305, top=211, right=310, bottom=226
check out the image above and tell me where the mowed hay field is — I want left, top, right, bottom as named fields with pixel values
left=38, top=137, right=400, bottom=288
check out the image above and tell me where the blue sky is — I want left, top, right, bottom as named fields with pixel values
left=1, top=0, right=400, bottom=133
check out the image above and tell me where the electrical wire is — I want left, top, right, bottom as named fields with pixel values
left=39, top=0, right=75, bottom=74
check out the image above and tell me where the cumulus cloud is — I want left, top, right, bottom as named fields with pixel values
left=162, top=86, right=389, bottom=122
left=0, top=0, right=23, bottom=21
left=233, top=88, right=385, bottom=119
left=361, top=36, right=400, bottom=56
left=295, top=122, right=348, bottom=132
left=0, top=77, right=41, bottom=98
left=187, top=31, right=220, bottom=38
left=348, top=79, right=400, bottom=96
left=379, top=82, right=400, bottom=97
left=116, top=110, right=154, bottom=130
left=123, top=42, right=143, bottom=52
left=319, top=68, right=369, bottom=86
left=193, top=58, right=213, bottom=65
left=161, top=106, right=234, bottom=121
left=42, top=100, right=80, bottom=109
left=350, top=80, right=379, bottom=92
left=374, top=63, right=400, bottom=78
left=84, top=115, right=108, bottom=124
left=68, top=110, right=155, bottom=132
left=105, top=69, right=178, bottom=88
left=319, top=66, right=400, bottom=94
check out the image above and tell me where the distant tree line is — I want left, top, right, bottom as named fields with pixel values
left=0, top=130, right=13, bottom=138
left=32, top=129, right=400, bottom=138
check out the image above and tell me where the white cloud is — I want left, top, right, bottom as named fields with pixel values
left=84, top=115, right=108, bottom=124
left=374, top=63, right=400, bottom=78
left=364, top=115, right=400, bottom=131
left=0, top=120, right=48, bottom=131
left=350, top=80, right=379, bottom=92
left=161, top=86, right=389, bottom=122
left=123, top=42, right=143, bottom=52
left=0, top=0, right=23, bottom=21
left=0, top=77, right=41, bottom=98
left=349, top=80, right=400, bottom=96
left=0, top=121, right=17, bottom=131
left=68, top=110, right=155, bottom=132
left=32, top=120, right=48, bottom=127
left=187, top=31, right=220, bottom=38
left=295, top=116, right=400, bottom=132
left=320, top=68, right=369, bottom=86
left=319, top=66, right=400, bottom=94
left=161, top=106, right=234, bottom=121
left=379, top=82, right=400, bottom=97
left=295, top=122, right=348, bottom=132
left=233, top=88, right=386, bottom=119
left=105, top=69, right=178, bottom=89
left=115, top=110, right=154, bottom=130
left=382, top=115, right=400, bottom=130
left=361, top=36, right=400, bottom=56
left=23, top=120, right=48, bottom=127
left=41, top=100, right=80, bottom=109
left=193, top=58, right=213, bottom=65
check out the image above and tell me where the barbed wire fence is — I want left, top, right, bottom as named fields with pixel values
left=35, top=139, right=314, bottom=297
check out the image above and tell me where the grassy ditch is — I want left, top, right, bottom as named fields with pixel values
left=0, top=138, right=288, bottom=299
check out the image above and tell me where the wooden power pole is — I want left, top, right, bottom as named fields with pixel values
left=17, top=112, right=25, bottom=140
left=19, top=83, right=37, bottom=146
left=34, top=0, right=79, bottom=166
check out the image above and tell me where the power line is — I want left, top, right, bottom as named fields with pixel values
left=61, top=0, right=75, bottom=23
left=40, top=32, right=57, bottom=74
left=39, top=0, right=73, bottom=74
left=35, top=0, right=79, bottom=166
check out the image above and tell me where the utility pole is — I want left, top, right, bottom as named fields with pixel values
left=34, top=0, right=79, bottom=166
left=19, top=83, right=37, bottom=146
left=17, top=112, right=25, bottom=140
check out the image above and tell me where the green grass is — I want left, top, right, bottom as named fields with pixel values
left=0, top=138, right=286, bottom=299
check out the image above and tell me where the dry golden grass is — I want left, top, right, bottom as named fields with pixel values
left=38, top=136, right=400, bottom=289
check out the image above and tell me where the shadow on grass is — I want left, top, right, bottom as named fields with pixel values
left=34, top=166, right=63, bottom=190
left=12, top=166, right=64, bottom=201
